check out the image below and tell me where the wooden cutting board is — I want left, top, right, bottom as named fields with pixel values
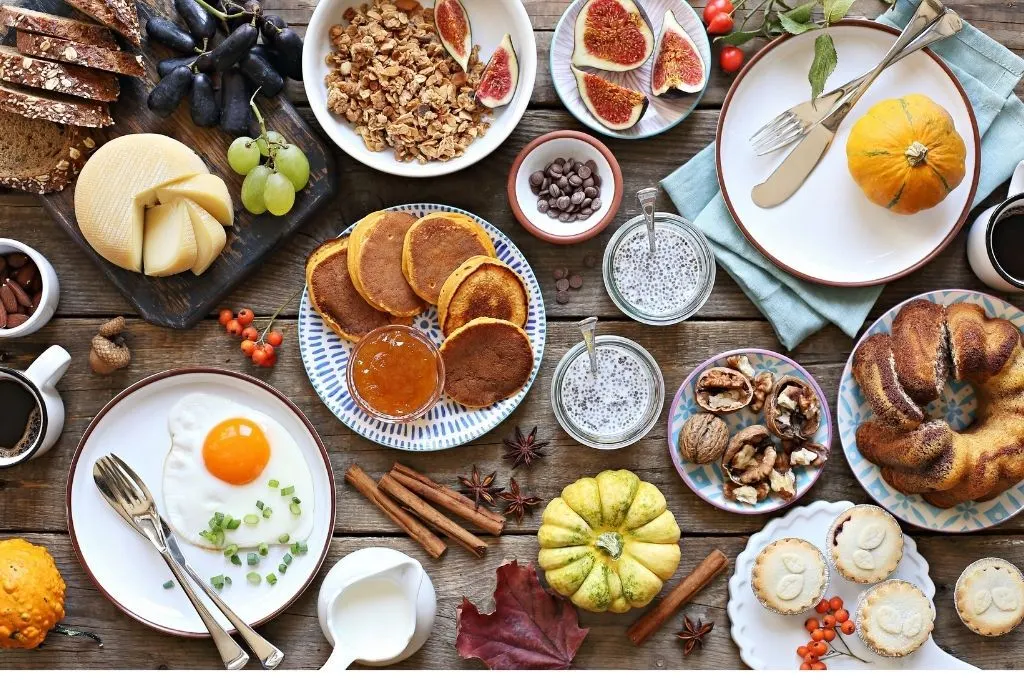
left=7, top=0, right=335, bottom=328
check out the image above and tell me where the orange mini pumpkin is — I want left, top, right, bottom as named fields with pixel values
left=0, top=538, right=66, bottom=649
left=846, top=94, right=967, bottom=215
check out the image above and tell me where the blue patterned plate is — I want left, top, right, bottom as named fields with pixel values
left=668, top=349, right=831, bottom=514
left=297, top=203, right=546, bottom=451
left=838, top=290, right=1024, bottom=532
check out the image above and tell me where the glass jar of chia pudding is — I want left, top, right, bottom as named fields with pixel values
left=602, top=212, right=716, bottom=325
left=550, top=335, right=664, bottom=449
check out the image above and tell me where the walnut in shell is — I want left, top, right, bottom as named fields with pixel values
left=695, top=367, right=753, bottom=414
left=679, top=413, right=729, bottom=464
left=722, top=425, right=777, bottom=485
left=765, top=376, right=821, bottom=441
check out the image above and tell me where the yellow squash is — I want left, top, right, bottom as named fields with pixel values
left=537, top=470, right=681, bottom=613
left=0, top=538, right=66, bottom=649
left=846, top=94, right=967, bottom=215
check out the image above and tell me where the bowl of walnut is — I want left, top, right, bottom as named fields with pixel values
left=667, top=349, right=831, bottom=515
left=303, top=0, right=537, bottom=178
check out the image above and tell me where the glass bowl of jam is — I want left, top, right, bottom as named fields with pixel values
left=346, top=326, right=446, bottom=423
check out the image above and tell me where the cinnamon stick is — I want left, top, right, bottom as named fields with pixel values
left=390, top=462, right=505, bottom=536
left=344, top=465, right=447, bottom=560
left=626, top=549, right=729, bottom=646
left=378, top=473, right=488, bottom=558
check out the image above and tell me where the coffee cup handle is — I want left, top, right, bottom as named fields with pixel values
left=24, top=345, right=71, bottom=391
left=1009, top=160, right=1024, bottom=197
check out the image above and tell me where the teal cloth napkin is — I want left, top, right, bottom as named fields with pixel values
left=661, top=0, right=1024, bottom=350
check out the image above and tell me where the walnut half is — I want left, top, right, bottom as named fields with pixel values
left=722, top=425, right=777, bottom=485
left=765, top=376, right=821, bottom=441
left=695, top=367, right=753, bottom=414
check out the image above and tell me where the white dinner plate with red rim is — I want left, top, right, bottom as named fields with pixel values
left=66, top=368, right=335, bottom=637
left=716, top=20, right=980, bottom=286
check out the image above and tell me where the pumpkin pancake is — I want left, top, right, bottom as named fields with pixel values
left=348, top=210, right=426, bottom=317
left=402, top=212, right=496, bottom=304
left=437, top=256, right=529, bottom=337
left=439, top=317, right=533, bottom=408
left=305, top=238, right=406, bottom=342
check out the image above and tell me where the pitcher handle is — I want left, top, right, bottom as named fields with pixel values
left=1009, top=160, right=1024, bottom=197
left=24, top=345, right=71, bottom=391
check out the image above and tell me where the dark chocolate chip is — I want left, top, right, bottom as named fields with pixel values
left=555, top=290, right=570, bottom=304
left=555, top=278, right=570, bottom=292
left=569, top=274, right=583, bottom=289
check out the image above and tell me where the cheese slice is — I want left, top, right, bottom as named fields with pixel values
left=143, top=200, right=197, bottom=277
left=75, top=134, right=208, bottom=272
left=155, top=174, right=234, bottom=226
left=181, top=199, right=227, bottom=275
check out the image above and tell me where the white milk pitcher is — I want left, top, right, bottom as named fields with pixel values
left=967, top=160, right=1024, bottom=292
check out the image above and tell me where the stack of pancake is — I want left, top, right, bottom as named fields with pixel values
left=306, top=209, right=534, bottom=409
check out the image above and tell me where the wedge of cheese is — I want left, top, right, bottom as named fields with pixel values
left=181, top=199, right=227, bottom=275
left=155, top=174, right=234, bottom=226
left=75, top=134, right=208, bottom=272
left=143, top=200, right=197, bottom=277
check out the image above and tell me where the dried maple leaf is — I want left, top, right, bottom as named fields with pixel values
left=456, top=560, right=589, bottom=670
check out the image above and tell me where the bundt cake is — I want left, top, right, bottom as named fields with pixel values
left=852, top=301, right=1024, bottom=508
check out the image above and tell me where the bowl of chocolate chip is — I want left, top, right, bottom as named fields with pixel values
left=0, top=239, right=59, bottom=339
left=508, top=130, right=622, bottom=244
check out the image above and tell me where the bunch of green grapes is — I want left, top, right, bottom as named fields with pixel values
left=227, top=129, right=310, bottom=216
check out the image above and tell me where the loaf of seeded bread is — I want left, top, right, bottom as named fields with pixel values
left=16, top=30, right=145, bottom=77
left=0, top=81, right=113, bottom=127
left=64, top=0, right=141, bottom=47
left=0, top=108, right=96, bottom=193
left=0, top=46, right=119, bottom=102
left=0, top=6, right=118, bottom=49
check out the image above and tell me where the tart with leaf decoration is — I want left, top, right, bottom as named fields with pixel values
left=856, top=580, right=934, bottom=657
left=955, top=558, right=1024, bottom=637
left=751, top=537, right=828, bottom=615
left=827, top=504, right=903, bottom=584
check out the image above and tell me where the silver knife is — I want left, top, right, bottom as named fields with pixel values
left=751, top=0, right=946, bottom=207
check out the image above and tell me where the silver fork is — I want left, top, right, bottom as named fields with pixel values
left=93, top=454, right=282, bottom=670
left=749, top=2, right=959, bottom=155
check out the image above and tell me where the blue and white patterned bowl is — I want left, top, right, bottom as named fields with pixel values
left=668, top=349, right=831, bottom=514
left=838, top=290, right=1024, bottom=533
left=297, top=203, right=546, bottom=451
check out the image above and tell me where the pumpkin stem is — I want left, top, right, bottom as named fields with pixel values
left=594, top=531, right=624, bottom=559
left=51, top=624, right=104, bottom=647
left=905, top=141, right=929, bottom=166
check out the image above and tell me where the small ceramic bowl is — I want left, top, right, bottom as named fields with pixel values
left=0, top=238, right=59, bottom=339
left=507, top=130, right=623, bottom=244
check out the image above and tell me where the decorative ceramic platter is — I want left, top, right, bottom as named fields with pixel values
left=550, top=0, right=711, bottom=139
left=728, top=500, right=973, bottom=670
left=67, top=369, right=336, bottom=637
left=303, top=0, right=536, bottom=178
left=838, top=290, right=1024, bottom=532
left=298, top=203, right=546, bottom=451
left=668, top=349, right=831, bottom=514
left=717, top=20, right=980, bottom=286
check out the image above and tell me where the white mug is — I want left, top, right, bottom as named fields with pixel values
left=967, top=160, right=1024, bottom=292
left=0, top=238, right=60, bottom=338
left=0, top=345, right=71, bottom=467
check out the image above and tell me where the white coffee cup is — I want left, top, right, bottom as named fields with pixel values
left=0, top=238, right=60, bottom=338
left=0, top=345, right=71, bottom=468
left=967, top=160, right=1024, bottom=292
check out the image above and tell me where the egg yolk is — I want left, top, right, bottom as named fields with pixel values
left=202, top=418, right=270, bottom=485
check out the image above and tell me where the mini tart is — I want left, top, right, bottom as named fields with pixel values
left=827, top=504, right=903, bottom=584
left=955, top=557, right=1024, bottom=637
left=857, top=580, right=934, bottom=657
left=751, top=537, right=828, bottom=615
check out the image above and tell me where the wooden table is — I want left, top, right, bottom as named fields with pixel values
left=3, top=0, right=1024, bottom=669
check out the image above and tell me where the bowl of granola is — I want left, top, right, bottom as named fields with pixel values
left=304, top=0, right=536, bottom=178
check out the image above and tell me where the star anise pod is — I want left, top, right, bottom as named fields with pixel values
left=458, top=465, right=504, bottom=510
left=498, top=478, right=543, bottom=523
left=503, top=425, right=549, bottom=469
left=677, top=615, right=713, bottom=657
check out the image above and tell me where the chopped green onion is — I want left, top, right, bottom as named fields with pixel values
left=266, top=573, right=278, bottom=586
left=211, top=575, right=226, bottom=590
left=247, top=552, right=259, bottom=566
left=200, top=529, right=225, bottom=547
left=258, top=542, right=269, bottom=556
left=223, top=544, right=239, bottom=558
left=291, top=497, right=301, bottom=504
left=278, top=534, right=290, bottom=544
left=278, top=563, right=288, bottom=574
left=247, top=572, right=261, bottom=585
left=256, top=500, right=265, bottom=510
left=268, top=479, right=279, bottom=488
left=283, top=553, right=293, bottom=565
left=221, top=514, right=234, bottom=528
left=214, top=512, right=225, bottom=526
left=290, top=541, right=308, bottom=556
left=289, top=502, right=301, bottom=515
left=244, top=514, right=259, bottom=526
left=230, top=554, right=242, bottom=566
left=226, top=517, right=241, bottom=530
left=280, top=486, right=295, bottom=496
left=163, top=580, right=174, bottom=589
left=224, top=576, right=232, bottom=585
left=262, top=506, right=273, bottom=519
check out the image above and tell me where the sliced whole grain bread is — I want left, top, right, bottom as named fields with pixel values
left=0, top=46, right=119, bottom=102
left=16, top=30, right=145, bottom=77
left=63, top=0, right=140, bottom=47
left=0, top=6, right=118, bottom=49
left=0, top=81, right=113, bottom=127
left=0, top=108, right=96, bottom=193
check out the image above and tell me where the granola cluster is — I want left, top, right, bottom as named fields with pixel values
left=325, top=0, right=491, bottom=163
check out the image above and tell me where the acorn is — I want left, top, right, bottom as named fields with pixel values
left=89, top=317, right=131, bottom=375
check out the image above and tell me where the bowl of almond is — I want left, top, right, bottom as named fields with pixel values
left=0, top=239, right=59, bottom=338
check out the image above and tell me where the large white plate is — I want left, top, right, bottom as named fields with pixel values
left=66, top=369, right=335, bottom=637
left=717, top=21, right=980, bottom=286
left=727, top=500, right=973, bottom=670
left=837, top=290, right=1024, bottom=532
left=303, top=0, right=536, bottom=178
left=298, top=203, right=546, bottom=452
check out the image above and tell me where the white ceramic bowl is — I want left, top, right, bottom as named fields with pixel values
left=302, top=0, right=536, bottom=178
left=0, top=238, right=59, bottom=339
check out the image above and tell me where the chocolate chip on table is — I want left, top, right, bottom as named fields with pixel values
left=569, top=274, right=584, bottom=290
left=553, top=267, right=568, bottom=280
left=555, top=278, right=570, bottom=292
left=555, top=290, right=570, bottom=304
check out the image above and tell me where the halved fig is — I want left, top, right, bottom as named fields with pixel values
left=476, top=33, right=519, bottom=108
left=571, top=65, right=648, bottom=131
left=651, top=10, right=707, bottom=96
left=435, top=0, right=472, bottom=72
left=572, top=0, right=654, bottom=72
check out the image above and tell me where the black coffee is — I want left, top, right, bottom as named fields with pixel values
left=0, top=378, right=40, bottom=458
left=991, top=209, right=1024, bottom=282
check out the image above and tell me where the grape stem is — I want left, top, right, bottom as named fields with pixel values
left=248, top=89, right=285, bottom=167
left=192, top=0, right=248, bottom=21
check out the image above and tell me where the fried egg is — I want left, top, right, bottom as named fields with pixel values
left=162, top=393, right=315, bottom=550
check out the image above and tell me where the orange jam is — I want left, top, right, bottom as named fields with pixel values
left=350, top=327, right=441, bottom=419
